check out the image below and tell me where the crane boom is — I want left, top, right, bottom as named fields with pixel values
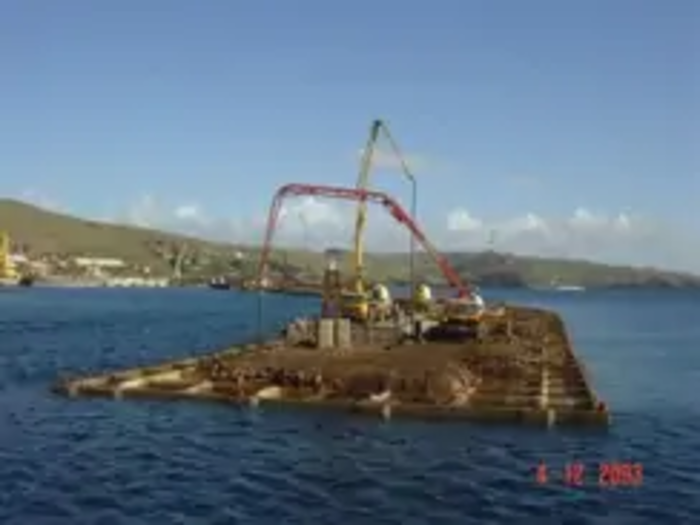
left=257, top=183, right=471, bottom=298
left=351, top=120, right=381, bottom=296
left=351, top=119, right=417, bottom=298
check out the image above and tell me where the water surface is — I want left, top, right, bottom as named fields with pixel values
left=0, top=288, right=698, bottom=524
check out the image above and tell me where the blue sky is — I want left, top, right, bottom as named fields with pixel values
left=1, top=1, right=698, bottom=269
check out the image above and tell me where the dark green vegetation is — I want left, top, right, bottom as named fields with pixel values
left=1, top=198, right=698, bottom=288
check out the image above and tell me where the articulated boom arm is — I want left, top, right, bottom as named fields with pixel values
left=257, top=183, right=471, bottom=298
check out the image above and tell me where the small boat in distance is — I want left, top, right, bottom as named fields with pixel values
left=209, top=276, right=235, bottom=290
left=554, top=284, right=585, bottom=292
left=550, top=276, right=585, bottom=292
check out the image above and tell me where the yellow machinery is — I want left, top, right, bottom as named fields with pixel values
left=339, top=119, right=485, bottom=327
left=429, top=297, right=508, bottom=341
left=441, top=299, right=484, bottom=324
left=342, top=119, right=418, bottom=322
left=321, top=249, right=394, bottom=323
left=257, top=182, right=493, bottom=339
left=0, top=232, right=19, bottom=281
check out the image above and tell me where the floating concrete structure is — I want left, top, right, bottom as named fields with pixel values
left=52, top=305, right=609, bottom=427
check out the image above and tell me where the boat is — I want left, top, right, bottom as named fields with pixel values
left=0, top=275, right=33, bottom=287
left=554, top=284, right=585, bottom=292
left=550, top=276, right=585, bottom=292
left=18, top=274, right=34, bottom=287
left=209, top=276, right=235, bottom=290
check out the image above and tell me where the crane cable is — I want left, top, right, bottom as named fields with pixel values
left=377, top=121, right=417, bottom=187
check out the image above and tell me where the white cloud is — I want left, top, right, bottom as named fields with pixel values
left=19, top=188, right=65, bottom=212
left=123, top=195, right=214, bottom=236
left=174, top=204, right=199, bottom=220
left=13, top=178, right=699, bottom=272
left=503, top=212, right=548, bottom=235
left=173, top=204, right=211, bottom=228
left=570, top=207, right=597, bottom=228
left=614, top=213, right=631, bottom=232
left=439, top=207, right=690, bottom=269
left=568, top=207, right=635, bottom=234
left=114, top=193, right=700, bottom=273
left=127, top=194, right=159, bottom=227
left=447, top=209, right=482, bottom=232
left=279, top=196, right=341, bottom=228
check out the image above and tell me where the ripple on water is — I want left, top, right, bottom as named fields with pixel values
left=1, top=289, right=700, bottom=524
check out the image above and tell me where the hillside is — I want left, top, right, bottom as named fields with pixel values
left=1, top=198, right=699, bottom=288
left=0, top=199, right=227, bottom=274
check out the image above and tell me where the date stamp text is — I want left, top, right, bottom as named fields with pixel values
left=535, top=461, right=643, bottom=487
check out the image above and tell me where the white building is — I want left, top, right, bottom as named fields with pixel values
left=73, top=257, right=126, bottom=269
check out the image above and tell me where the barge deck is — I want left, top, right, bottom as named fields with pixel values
left=52, top=305, right=609, bottom=427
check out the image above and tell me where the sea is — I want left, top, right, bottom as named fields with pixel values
left=0, top=287, right=698, bottom=524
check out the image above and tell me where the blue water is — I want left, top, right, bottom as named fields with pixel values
left=0, top=288, right=698, bottom=524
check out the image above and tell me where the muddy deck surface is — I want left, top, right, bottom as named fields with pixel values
left=53, top=306, right=609, bottom=427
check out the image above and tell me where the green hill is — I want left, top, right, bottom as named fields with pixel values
left=0, top=199, right=231, bottom=275
left=1, top=198, right=698, bottom=288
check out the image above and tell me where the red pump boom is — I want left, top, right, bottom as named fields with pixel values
left=256, top=183, right=472, bottom=298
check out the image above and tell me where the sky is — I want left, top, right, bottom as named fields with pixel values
left=0, top=1, right=698, bottom=271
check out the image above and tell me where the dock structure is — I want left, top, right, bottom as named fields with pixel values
left=52, top=305, right=610, bottom=427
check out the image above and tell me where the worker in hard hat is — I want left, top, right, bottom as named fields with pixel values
left=370, top=283, right=392, bottom=321
left=372, top=283, right=391, bottom=303
left=413, top=282, right=432, bottom=313
left=472, top=288, right=485, bottom=309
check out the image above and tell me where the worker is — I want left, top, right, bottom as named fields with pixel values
left=413, top=282, right=432, bottom=312
left=472, top=290, right=485, bottom=309
left=372, top=283, right=391, bottom=304
left=371, top=283, right=391, bottom=321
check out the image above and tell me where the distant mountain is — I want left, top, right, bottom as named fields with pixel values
left=1, top=198, right=698, bottom=288
left=441, top=251, right=700, bottom=289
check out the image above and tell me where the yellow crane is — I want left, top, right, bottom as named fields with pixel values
left=344, top=119, right=420, bottom=321
left=0, top=232, right=16, bottom=276
left=0, top=232, right=19, bottom=284
left=0, top=232, right=35, bottom=286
